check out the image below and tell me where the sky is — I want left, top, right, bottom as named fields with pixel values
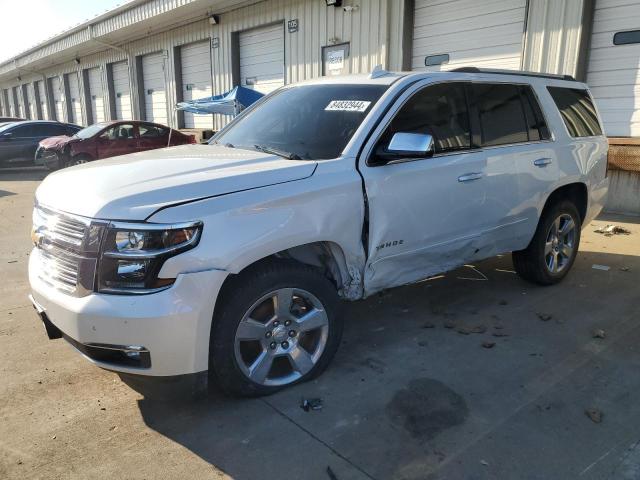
left=0, top=0, right=126, bottom=63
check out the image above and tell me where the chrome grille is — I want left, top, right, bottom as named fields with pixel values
left=32, top=205, right=94, bottom=296
left=33, top=205, right=88, bottom=248
left=37, top=247, right=80, bottom=294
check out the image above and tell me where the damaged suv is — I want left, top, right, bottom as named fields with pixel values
left=29, top=68, right=608, bottom=396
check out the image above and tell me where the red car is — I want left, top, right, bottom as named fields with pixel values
left=37, top=120, right=196, bottom=170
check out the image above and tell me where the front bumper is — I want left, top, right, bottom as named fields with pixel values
left=29, top=251, right=228, bottom=376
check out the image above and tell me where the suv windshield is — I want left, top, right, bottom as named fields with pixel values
left=74, top=123, right=111, bottom=139
left=214, top=84, right=388, bottom=160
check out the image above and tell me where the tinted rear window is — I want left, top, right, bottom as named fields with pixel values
left=473, top=83, right=528, bottom=147
left=547, top=87, right=603, bottom=137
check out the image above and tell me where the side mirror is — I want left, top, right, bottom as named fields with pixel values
left=374, top=132, right=434, bottom=165
left=387, top=132, right=434, bottom=157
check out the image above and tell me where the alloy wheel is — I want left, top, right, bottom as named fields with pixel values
left=234, top=288, right=329, bottom=386
left=544, top=213, right=576, bottom=274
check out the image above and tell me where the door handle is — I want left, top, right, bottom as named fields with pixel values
left=534, top=157, right=553, bottom=167
left=458, top=172, right=484, bottom=182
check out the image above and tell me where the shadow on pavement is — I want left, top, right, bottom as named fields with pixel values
left=0, top=166, right=49, bottom=182
left=124, top=247, right=640, bottom=480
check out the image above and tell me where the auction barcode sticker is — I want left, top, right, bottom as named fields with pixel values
left=325, top=100, right=372, bottom=112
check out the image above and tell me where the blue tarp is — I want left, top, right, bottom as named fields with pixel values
left=176, top=86, right=264, bottom=116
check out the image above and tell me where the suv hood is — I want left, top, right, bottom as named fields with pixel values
left=36, top=144, right=317, bottom=220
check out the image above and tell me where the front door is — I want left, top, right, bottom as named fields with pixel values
left=359, top=81, right=491, bottom=295
left=96, top=123, right=138, bottom=159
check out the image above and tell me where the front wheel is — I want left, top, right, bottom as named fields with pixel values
left=65, top=155, right=91, bottom=168
left=513, top=200, right=582, bottom=285
left=209, top=261, right=342, bottom=397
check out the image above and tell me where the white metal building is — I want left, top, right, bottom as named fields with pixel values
left=0, top=0, right=638, bottom=139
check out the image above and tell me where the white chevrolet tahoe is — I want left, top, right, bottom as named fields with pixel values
left=29, top=68, right=609, bottom=396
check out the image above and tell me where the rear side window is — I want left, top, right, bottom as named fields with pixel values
left=520, top=86, right=551, bottom=141
left=472, top=83, right=528, bottom=147
left=31, top=124, right=69, bottom=136
left=381, top=83, right=471, bottom=154
left=547, top=87, right=603, bottom=137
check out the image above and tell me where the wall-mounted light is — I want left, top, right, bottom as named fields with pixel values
left=209, top=14, right=220, bottom=25
left=325, top=0, right=343, bottom=6
left=74, top=58, right=80, bottom=65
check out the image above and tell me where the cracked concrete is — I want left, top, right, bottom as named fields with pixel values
left=1, top=167, right=640, bottom=479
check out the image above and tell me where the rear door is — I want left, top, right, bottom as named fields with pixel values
left=359, top=81, right=491, bottom=293
left=467, top=82, right=554, bottom=252
left=138, top=123, right=168, bottom=151
left=96, top=123, right=138, bottom=159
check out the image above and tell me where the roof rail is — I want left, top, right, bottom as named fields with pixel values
left=450, top=67, right=576, bottom=82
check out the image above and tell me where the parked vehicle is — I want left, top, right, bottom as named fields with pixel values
left=29, top=68, right=608, bottom=397
left=36, top=120, right=197, bottom=170
left=0, top=121, right=80, bottom=168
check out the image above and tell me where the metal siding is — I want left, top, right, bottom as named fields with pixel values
left=112, top=61, right=133, bottom=120
left=181, top=40, right=214, bottom=129
left=142, top=52, right=168, bottom=125
left=587, top=0, right=640, bottom=136
left=412, top=0, right=527, bottom=71
left=0, top=0, right=393, bottom=131
left=239, top=22, right=285, bottom=95
left=88, top=67, right=106, bottom=123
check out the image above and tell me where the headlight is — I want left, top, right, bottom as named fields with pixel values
left=98, top=221, right=202, bottom=294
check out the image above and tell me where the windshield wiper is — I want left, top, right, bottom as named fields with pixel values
left=254, top=144, right=301, bottom=160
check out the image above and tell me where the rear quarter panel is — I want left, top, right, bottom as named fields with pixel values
left=526, top=80, right=609, bottom=233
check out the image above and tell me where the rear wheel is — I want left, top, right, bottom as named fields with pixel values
left=209, top=260, right=342, bottom=397
left=513, top=200, right=581, bottom=285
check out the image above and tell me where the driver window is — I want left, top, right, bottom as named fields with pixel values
left=101, top=124, right=135, bottom=140
left=379, top=83, right=471, bottom=154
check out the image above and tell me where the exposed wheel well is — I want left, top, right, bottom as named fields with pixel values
left=218, top=242, right=353, bottom=300
left=542, top=183, right=588, bottom=224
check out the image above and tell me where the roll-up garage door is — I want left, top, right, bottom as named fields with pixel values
left=87, top=67, right=105, bottom=124
left=7, top=89, right=16, bottom=117
left=412, top=0, right=526, bottom=71
left=27, top=84, right=37, bottom=119
left=586, top=0, right=640, bottom=137
left=181, top=41, right=213, bottom=129
left=51, top=77, right=65, bottom=121
left=36, top=80, right=48, bottom=120
left=239, top=23, right=285, bottom=95
left=14, top=87, right=25, bottom=118
left=142, top=53, right=168, bottom=125
left=112, top=61, right=132, bottom=120
left=67, top=73, right=83, bottom=125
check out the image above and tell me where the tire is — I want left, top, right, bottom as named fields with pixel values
left=513, top=200, right=582, bottom=285
left=65, top=154, right=91, bottom=168
left=209, top=260, right=343, bottom=397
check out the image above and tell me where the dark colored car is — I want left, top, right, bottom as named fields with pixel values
left=0, top=121, right=81, bottom=168
left=37, top=120, right=197, bottom=170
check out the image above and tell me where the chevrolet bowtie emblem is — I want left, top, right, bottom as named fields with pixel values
left=31, top=227, right=45, bottom=247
